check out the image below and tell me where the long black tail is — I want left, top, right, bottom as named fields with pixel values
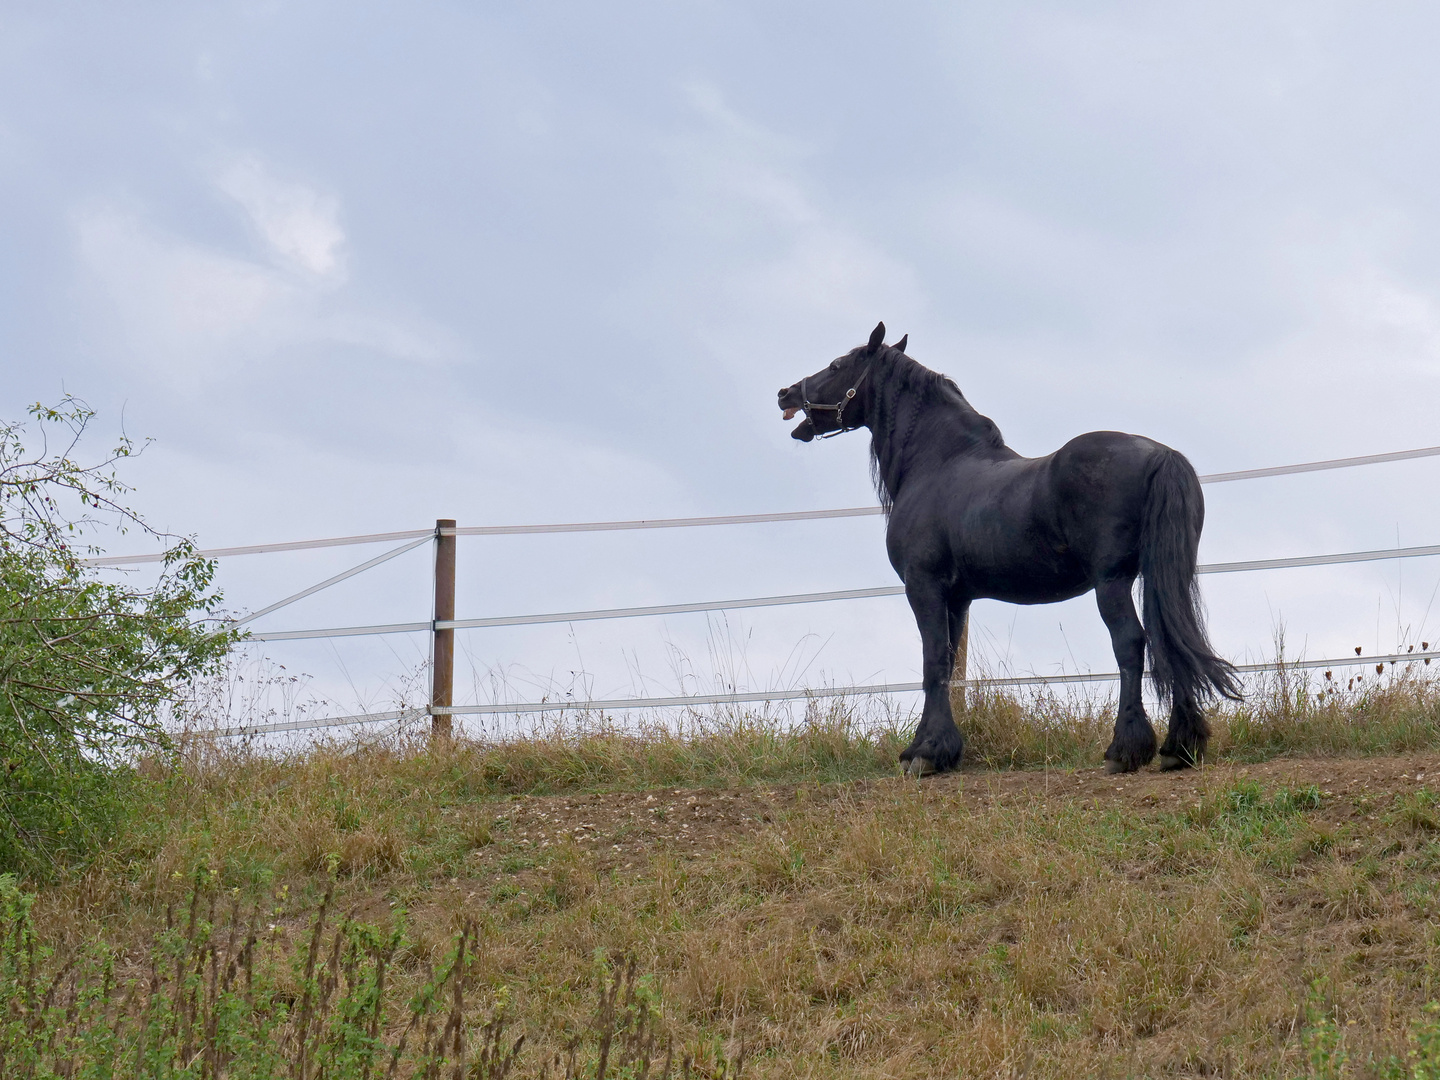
left=1139, top=448, right=1242, bottom=705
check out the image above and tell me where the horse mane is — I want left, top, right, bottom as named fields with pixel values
left=867, top=347, right=1005, bottom=514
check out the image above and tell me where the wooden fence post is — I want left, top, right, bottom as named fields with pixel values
left=950, top=609, right=969, bottom=709
left=431, top=518, right=456, bottom=741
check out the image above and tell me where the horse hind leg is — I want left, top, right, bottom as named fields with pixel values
left=1095, top=578, right=1157, bottom=773
left=1158, top=692, right=1210, bottom=770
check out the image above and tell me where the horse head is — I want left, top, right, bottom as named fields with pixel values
left=777, top=321, right=896, bottom=441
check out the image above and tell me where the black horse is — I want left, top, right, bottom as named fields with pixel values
left=778, top=322, right=1240, bottom=776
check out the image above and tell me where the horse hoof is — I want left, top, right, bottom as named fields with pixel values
left=1158, top=754, right=1191, bottom=771
left=902, top=756, right=935, bottom=778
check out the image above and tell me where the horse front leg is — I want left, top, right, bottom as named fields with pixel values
left=900, top=580, right=966, bottom=777
left=1095, top=577, right=1157, bottom=773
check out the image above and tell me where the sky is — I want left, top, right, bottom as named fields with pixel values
left=4, top=2, right=1440, bottom=732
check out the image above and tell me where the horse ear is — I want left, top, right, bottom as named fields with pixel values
left=894, top=334, right=908, bottom=353
left=867, top=321, right=886, bottom=353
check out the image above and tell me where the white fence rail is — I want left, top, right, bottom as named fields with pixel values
left=83, top=442, right=1440, bottom=736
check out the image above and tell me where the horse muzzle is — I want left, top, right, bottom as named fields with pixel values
left=778, top=386, right=813, bottom=439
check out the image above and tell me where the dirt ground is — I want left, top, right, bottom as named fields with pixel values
left=476, top=752, right=1440, bottom=875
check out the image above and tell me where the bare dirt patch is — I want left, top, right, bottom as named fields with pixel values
left=481, top=786, right=784, bottom=873
left=475, top=751, right=1440, bottom=871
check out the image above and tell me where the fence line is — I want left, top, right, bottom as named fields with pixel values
left=232, top=535, right=433, bottom=627
left=243, top=540, right=1440, bottom=643
left=74, top=437, right=1440, bottom=741
left=200, top=648, right=1440, bottom=736
left=81, top=443, right=1440, bottom=567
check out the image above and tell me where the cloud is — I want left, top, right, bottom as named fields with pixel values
left=678, top=80, right=818, bottom=228
left=75, top=204, right=298, bottom=383
left=634, top=82, right=925, bottom=369
left=1322, top=264, right=1440, bottom=377
left=73, top=157, right=456, bottom=389
left=736, top=229, right=923, bottom=324
left=216, top=156, right=346, bottom=278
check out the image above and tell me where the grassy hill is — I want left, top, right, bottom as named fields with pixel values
left=5, top=668, right=1440, bottom=1078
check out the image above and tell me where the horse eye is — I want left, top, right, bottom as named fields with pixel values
left=829, top=361, right=840, bottom=372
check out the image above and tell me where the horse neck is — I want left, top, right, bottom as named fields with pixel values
left=867, top=373, right=1007, bottom=504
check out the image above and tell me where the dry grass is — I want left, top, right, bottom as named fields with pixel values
left=456, top=768, right=1438, bottom=1077
left=959, top=655, right=1440, bottom=769
left=10, top=670, right=1440, bottom=1077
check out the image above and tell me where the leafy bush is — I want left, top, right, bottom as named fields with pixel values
left=0, top=399, right=233, bottom=876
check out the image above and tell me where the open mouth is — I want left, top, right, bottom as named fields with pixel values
left=778, top=392, right=813, bottom=440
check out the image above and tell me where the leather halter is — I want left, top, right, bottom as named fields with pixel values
left=800, top=361, right=870, bottom=438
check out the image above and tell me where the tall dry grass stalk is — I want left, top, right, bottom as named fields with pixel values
left=1215, top=650, right=1440, bottom=760
left=951, top=649, right=1440, bottom=770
